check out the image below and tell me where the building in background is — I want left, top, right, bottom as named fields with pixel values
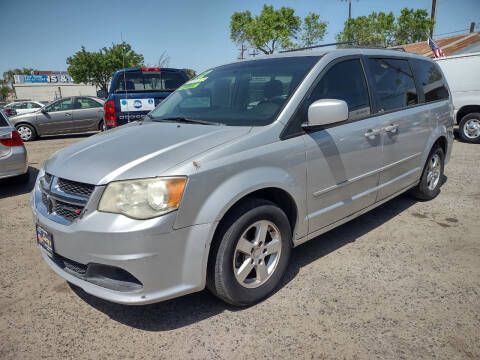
left=400, top=32, right=480, bottom=58
left=13, top=71, right=98, bottom=102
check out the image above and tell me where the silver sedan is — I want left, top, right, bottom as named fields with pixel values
left=0, top=111, right=28, bottom=182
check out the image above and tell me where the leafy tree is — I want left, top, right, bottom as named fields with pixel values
left=336, top=11, right=396, bottom=47
left=231, top=5, right=301, bottom=54
left=395, top=8, right=434, bottom=45
left=301, top=13, right=328, bottom=47
left=182, top=68, right=197, bottom=79
left=336, top=8, right=434, bottom=47
left=67, top=42, right=144, bottom=92
left=0, top=84, right=11, bottom=99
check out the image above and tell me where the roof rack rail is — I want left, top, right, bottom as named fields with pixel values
left=279, top=41, right=355, bottom=53
left=280, top=42, right=406, bottom=53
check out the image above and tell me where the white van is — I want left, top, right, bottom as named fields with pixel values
left=435, top=52, right=480, bottom=143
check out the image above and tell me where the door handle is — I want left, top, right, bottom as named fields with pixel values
left=65, top=113, right=72, bottom=116
left=385, top=124, right=399, bottom=134
left=364, top=128, right=380, bottom=140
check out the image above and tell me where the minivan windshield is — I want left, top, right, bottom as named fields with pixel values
left=148, top=56, right=320, bottom=126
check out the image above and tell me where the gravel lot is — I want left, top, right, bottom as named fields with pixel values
left=1, top=132, right=479, bottom=360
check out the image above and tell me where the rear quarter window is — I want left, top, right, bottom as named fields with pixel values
left=411, top=59, right=449, bottom=102
left=0, top=113, right=9, bottom=127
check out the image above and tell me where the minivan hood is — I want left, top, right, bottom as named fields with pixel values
left=44, top=121, right=251, bottom=185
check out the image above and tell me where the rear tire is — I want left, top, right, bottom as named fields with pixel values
left=16, top=124, right=36, bottom=142
left=99, top=120, right=106, bottom=132
left=207, top=198, right=292, bottom=306
left=458, top=113, right=480, bottom=143
left=409, top=146, right=444, bottom=201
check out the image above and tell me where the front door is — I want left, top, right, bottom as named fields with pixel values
left=73, top=97, right=103, bottom=131
left=36, top=98, right=74, bottom=135
left=302, top=57, right=384, bottom=233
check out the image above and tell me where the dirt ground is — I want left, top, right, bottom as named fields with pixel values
left=1, top=132, right=479, bottom=360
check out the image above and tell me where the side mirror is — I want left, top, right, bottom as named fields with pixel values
left=302, top=99, right=348, bottom=129
left=41, top=108, right=47, bottom=114
left=96, top=90, right=107, bottom=99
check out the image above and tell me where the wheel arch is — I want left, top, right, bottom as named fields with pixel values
left=456, top=105, right=480, bottom=123
left=14, top=121, right=38, bottom=136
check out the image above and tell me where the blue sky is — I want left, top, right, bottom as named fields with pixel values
left=0, top=0, right=479, bottom=77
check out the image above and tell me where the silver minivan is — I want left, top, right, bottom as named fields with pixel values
left=31, top=49, right=454, bottom=306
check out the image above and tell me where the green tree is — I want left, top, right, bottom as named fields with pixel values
left=182, top=68, right=197, bottom=79
left=336, top=8, right=434, bottom=47
left=0, top=84, right=11, bottom=99
left=395, top=8, right=435, bottom=45
left=66, top=42, right=144, bottom=92
left=301, top=13, right=328, bottom=47
left=336, top=11, right=396, bottom=47
left=230, top=5, right=301, bottom=54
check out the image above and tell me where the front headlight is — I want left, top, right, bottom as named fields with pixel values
left=98, top=177, right=187, bottom=219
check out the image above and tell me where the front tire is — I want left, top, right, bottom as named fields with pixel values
left=207, top=198, right=292, bottom=306
left=409, top=145, right=445, bottom=201
left=16, top=124, right=36, bottom=142
left=458, top=113, right=480, bottom=143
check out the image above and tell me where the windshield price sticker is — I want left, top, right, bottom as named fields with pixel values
left=178, top=69, right=213, bottom=90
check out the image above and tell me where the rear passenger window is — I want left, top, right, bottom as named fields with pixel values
left=309, top=59, right=371, bottom=120
left=411, top=60, right=449, bottom=102
left=367, top=58, right=418, bottom=112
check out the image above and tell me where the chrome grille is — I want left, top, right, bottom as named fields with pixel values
left=37, top=173, right=95, bottom=224
left=52, top=199, right=83, bottom=220
left=57, top=178, right=95, bottom=197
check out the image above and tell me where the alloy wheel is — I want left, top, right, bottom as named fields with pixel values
left=233, top=220, right=282, bottom=289
left=426, top=154, right=441, bottom=191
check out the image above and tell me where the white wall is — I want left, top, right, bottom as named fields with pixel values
left=13, top=83, right=98, bottom=102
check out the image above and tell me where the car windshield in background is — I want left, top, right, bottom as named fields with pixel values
left=114, top=71, right=186, bottom=93
left=148, top=56, right=320, bottom=126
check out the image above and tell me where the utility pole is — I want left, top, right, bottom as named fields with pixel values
left=430, top=0, right=437, bottom=38
left=348, top=0, right=352, bottom=20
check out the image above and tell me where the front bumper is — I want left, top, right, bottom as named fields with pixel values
left=31, top=183, right=216, bottom=305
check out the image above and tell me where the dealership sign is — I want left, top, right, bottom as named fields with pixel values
left=14, top=73, right=73, bottom=84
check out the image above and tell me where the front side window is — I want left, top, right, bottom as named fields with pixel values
left=309, top=59, right=371, bottom=121
left=114, top=71, right=186, bottom=93
left=148, top=57, right=320, bottom=126
left=411, top=59, right=449, bottom=102
left=367, top=58, right=418, bottom=112
left=45, top=98, right=72, bottom=112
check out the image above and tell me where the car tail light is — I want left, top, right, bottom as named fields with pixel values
left=142, top=67, right=161, bottom=72
left=0, top=130, right=23, bottom=147
left=104, top=100, right=117, bottom=127
left=4, top=108, right=16, bottom=116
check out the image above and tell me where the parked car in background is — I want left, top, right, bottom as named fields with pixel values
left=103, top=67, right=188, bottom=129
left=435, top=52, right=480, bottom=143
left=10, top=96, right=104, bottom=141
left=32, top=49, right=453, bottom=306
left=5, top=100, right=45, bottom=115
left=0, top=110, right=28, bottom=182
left=0, top=106, right=17, bottom=117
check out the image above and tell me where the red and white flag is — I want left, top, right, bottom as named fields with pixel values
left=428, top=37, right=445, bottom=58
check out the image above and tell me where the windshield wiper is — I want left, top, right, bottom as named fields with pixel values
left=152, top=117, right=224, bottom=126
